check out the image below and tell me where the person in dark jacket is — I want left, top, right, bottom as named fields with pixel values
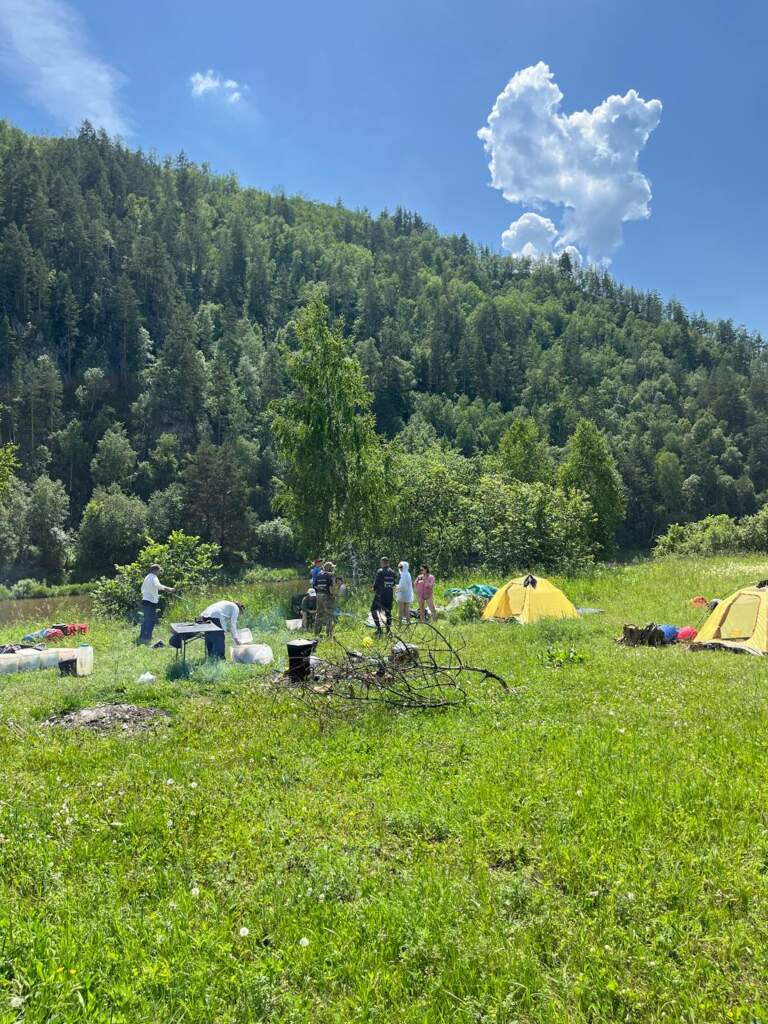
left=314, top=562, right=336, bottom=637
left=371, top=557, right=396, bottom=635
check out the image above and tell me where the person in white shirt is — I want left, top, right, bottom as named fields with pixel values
left=198, top=599, right=245, bottom=658
left=138, top=563, right=175, bottom=644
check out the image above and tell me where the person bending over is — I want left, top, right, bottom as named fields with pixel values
left=198, top=599, right=245, bottom=659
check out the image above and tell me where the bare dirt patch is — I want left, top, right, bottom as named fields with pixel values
left=44, top=703, right=170, bottom=735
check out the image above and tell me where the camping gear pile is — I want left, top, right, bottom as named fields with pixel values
left=617, top=624, right=699, bottom=647
left=442, top=584, right=497, bottom=612
left=22, top=624, right=89, bottom=643
left=482, top=575, right=577, bottom=624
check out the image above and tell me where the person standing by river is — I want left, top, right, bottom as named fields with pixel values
left=314, top=562, right=336, bottom=638
left=138, top=564, right=175, bottom=644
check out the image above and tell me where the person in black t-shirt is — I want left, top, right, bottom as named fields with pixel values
left=371, top=556, right=396, bottom=635
left=314, top=562, right=336, bottom=636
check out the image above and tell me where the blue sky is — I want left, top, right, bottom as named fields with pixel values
left=1, top=0, right=767, bottom=334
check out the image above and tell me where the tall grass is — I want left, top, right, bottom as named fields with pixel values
left=0, top=557, right=767, bottom=1021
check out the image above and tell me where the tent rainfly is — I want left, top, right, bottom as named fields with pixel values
left=481, top=574, right=578, bottom=624
left=690, top=581, right=768, bottom=655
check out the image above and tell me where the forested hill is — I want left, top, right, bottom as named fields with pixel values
left=0, top=119, right=766, bottom=580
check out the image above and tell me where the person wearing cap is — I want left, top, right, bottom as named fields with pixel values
left=314, top=561, right=336, bottom=637
left=138, top=563, right=175, bottom=644
left=301, top=587, right=317, bottom=630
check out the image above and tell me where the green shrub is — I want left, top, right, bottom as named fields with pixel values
left=10, top=578, right=46, bottom=599
left=654, top=508, right=768, bottom=557
left=91, top=531, right=220, bottom=618
left=448, top=595, right=485, bottom=623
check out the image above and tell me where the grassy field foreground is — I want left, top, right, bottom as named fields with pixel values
left=1, top=557, right=768, bottom=1022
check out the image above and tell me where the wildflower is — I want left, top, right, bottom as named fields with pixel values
left=239, top=927, right=249, bottom=938
left=165, top=778, right=174, bottom=785
left=299, top=936, right=310, bottom=947
left=189, top=782, right=198, bottom=789
left=190, top=886, right=200, bottom=897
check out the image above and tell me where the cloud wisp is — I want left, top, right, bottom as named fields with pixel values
left=0, top=0, right=128, bottom=135
left=478, top=62, right=662, bottom=264
left=190, top=70, right=245, bottom=105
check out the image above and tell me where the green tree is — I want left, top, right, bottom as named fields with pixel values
left=654, top=450, right=684, bottom=523
left=559, top=419, right=626, bottom=556
left=90, top=424, right=138, bottom=488
left=497, top=418, right=553, bottom=483
left=76, top=487, right=148, bottom=578
left=181, top=442, right=255, bottom=562
left=0, top=444, right=19, bottom=499
left=270, top=295, right=386, bottom=553
left=25, top=475, right=70, bottom=580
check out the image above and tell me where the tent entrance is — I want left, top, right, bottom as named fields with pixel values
left=716, top=594, right=761, bottom=640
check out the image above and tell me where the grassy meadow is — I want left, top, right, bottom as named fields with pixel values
left=1, top=557, right=768, bottom=1022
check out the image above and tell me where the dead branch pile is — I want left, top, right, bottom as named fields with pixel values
left=281, top=622, right=506, bottom=718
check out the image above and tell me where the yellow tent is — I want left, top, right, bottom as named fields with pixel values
left=481, top=574, right=578, bottom=624
left=690, top=583, right=768, bottom=655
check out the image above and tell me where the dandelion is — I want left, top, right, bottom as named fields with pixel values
left=190, top=886, right=200, bottom=897
left=299, top=936, right=310, bottom=947
left=239, top=927, right=250, bottom=938
left=165, top=778, right=174, bottom=785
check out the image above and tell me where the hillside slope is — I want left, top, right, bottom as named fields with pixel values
left=0, top=119, right=766, bottom=571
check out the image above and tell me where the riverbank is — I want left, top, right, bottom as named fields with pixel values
left=1, top=557, right=767, bottom=1021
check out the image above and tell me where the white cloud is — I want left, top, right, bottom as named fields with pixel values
left=189, top=69, right=245, bottom=105
left=478, top=62, right=662, bottom=263
left=501, top=212, right=558, bottom=258
left=0, top=0, right=128, bottom=135
left=190, top=70, right=221, bottom=97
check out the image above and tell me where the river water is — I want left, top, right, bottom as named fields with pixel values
left=0, top=595, right=94, bottom=627
left=0, top=580, right=306, bottom=628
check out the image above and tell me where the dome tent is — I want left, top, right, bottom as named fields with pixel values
left=481, top=574, right=578, bottom=624
left=690, top=581, right=768, bottom=655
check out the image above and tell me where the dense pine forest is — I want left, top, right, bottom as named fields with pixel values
left=0, top=119, right=765, bottom=582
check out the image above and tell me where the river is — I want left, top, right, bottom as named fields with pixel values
left=0, top=595, right=94, bottom=627
left=0, top=580, right=305, bottom=628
